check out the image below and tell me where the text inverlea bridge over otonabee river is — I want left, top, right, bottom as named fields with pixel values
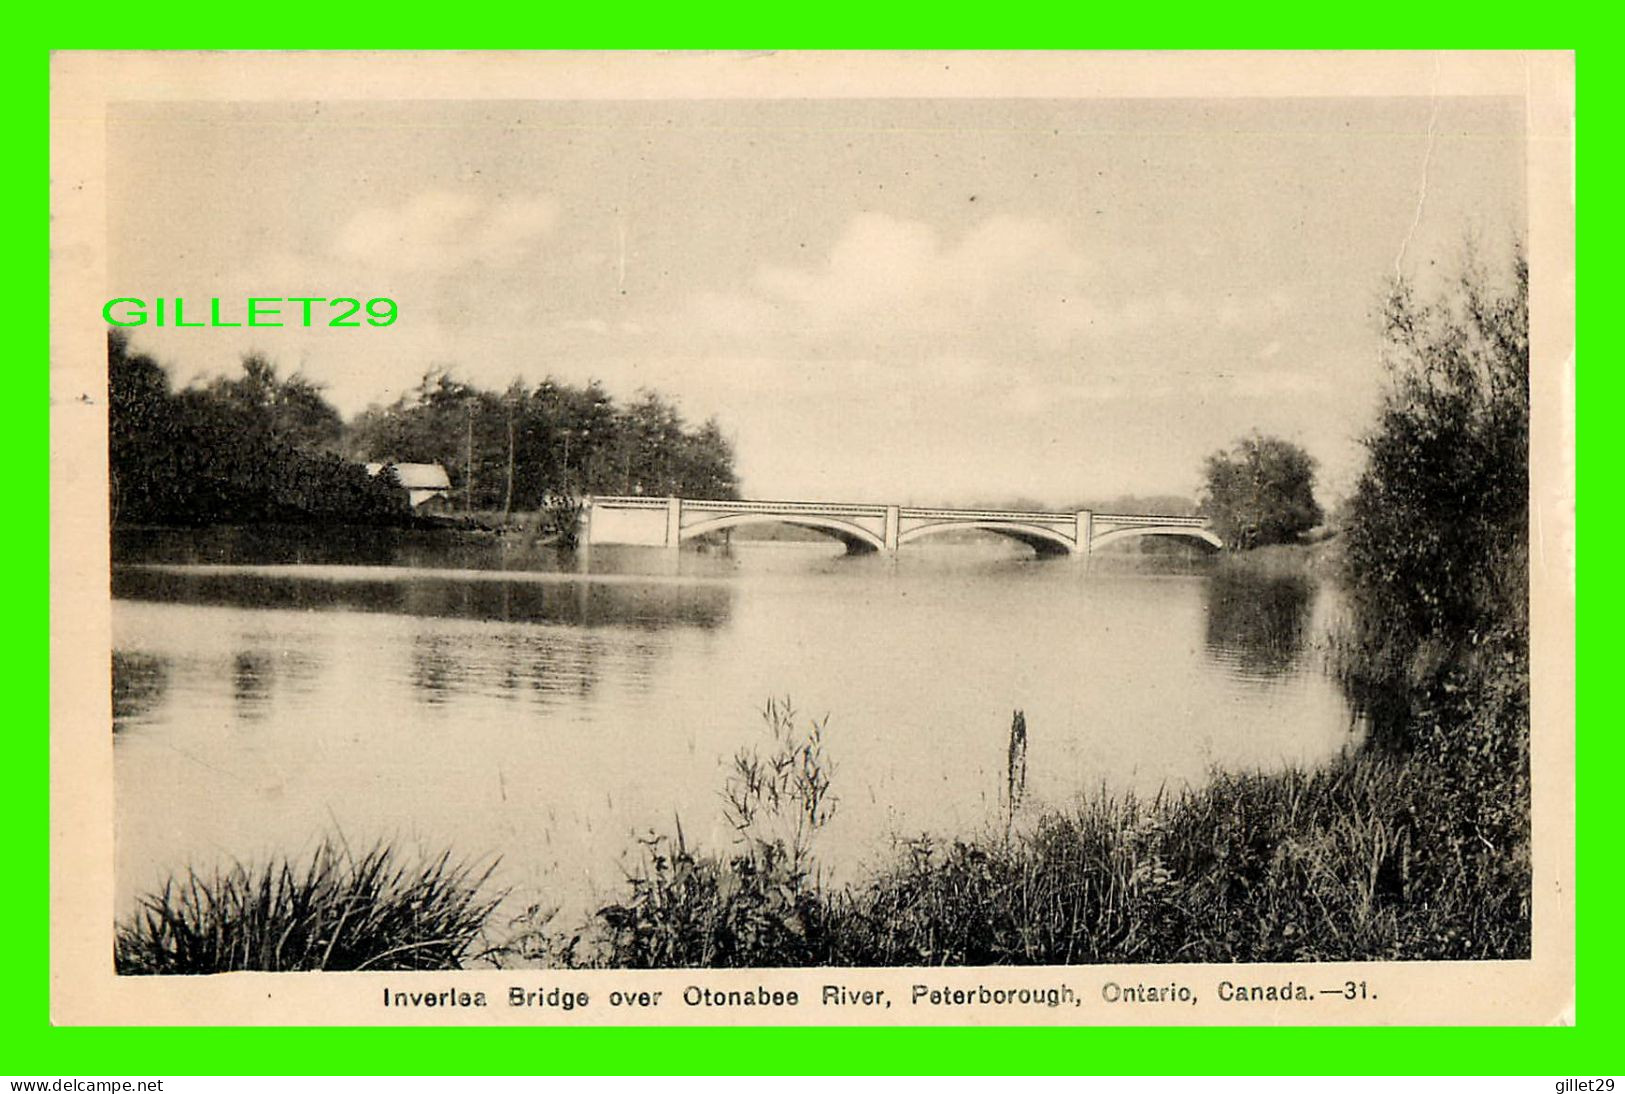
left=582, top=496, right=1222, bottom=557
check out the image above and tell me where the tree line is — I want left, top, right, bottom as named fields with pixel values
left=348, top=370, right=738, bottom=516
left=107, top=330, right=740, bottom=527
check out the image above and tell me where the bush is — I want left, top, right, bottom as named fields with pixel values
left=590, top=699, right=838, bottom=967
left=1340, top=247, right=1529, bottom=704
left=115, top=838, right=499, bottom=974
left=824, top=750, right=1527, bottom=966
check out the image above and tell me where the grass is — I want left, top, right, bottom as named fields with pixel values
left=835, top=750, right=1526, bottom=966
left=115, top=837, right=500, bottom=975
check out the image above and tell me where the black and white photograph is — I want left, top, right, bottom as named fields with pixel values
left=49, top=51, right=1574, bottom=1025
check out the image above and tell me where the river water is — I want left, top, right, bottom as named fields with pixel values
left=110, top=528, right=1361, bottom=924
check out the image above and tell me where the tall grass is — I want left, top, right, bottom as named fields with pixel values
left=115, top=837, right=500, bottom=975
left=835, top=752, right=1526, bottom=966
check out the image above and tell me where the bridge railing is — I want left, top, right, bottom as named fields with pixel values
left=584, top=495, right=670, bottom=509
left=899, top=506, right=1077, bottom=522
left=687, top=500, right=889, bottom=517
left=591, top=496, right=891, bottom=518
left=1094, top=513, right=1209, bottom=527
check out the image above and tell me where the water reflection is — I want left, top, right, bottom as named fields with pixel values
left=231, top=651, right=278, bottom=720
left=114, top=524, right=570, bottom=572
left=1203, top=567, right=1315, bottom=679
left=112, top=567, right=734, bottom=630
left=111, top=650, right=169, bottom=728
left=111, top=539, right=1359, bottom=923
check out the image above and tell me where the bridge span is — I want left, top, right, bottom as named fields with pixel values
left=582, top=496, right=1221, bottom=557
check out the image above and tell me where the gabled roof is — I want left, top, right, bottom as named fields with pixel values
left=365, top=462, right=452, bottom=491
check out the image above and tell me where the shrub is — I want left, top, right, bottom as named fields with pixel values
left=591, top=699, right=838, bottom=967
left=1340, top=246, right=1529, bottom=710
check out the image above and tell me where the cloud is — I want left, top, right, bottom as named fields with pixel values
left=751, top=212, right=1093, bottom=333
left=332, top=190, right=559, bottom=272
left=687, top=212, right=1293, bottom=361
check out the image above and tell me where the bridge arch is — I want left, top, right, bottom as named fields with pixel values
left=897, top=520, right=1076, bottom=557
left=679, top=512, right=886, bottom=555
left=1090, top=526, right=1224, bottom=553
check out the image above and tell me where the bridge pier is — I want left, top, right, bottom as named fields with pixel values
left=1076, top=510, right=1093, bottom=558
left=665, top=496, right=682, bottom=552
left=884, top=505, right=900, bottom=552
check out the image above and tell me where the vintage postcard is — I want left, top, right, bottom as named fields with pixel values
left=49, top=50, right=1575, bottom=1026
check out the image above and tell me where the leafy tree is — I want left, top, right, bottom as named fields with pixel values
left=1198, top=435, right=1323, bottom=549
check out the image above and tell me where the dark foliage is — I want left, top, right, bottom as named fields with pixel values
left=1331, top=243, right=1531, bottom=949
left=1199, top=434, right=1324, bottom=549
left=1341, top=248, right=1530, bottom=702
left=108, top=331, right=407, bottom=526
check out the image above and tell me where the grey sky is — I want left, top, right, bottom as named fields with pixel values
left=109, top=95, right=1525, bottom=507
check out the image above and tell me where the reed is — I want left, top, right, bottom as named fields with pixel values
left=115, top=836, right=500, bottom=975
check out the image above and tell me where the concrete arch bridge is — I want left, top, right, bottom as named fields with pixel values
left=582, top=496, right=1221, bottom=557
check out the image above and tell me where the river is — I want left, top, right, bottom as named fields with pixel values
left=110, top=527, right=1361, bottom=926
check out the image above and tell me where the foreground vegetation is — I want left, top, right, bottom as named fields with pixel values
left=474, top=693, right=1517, bottom=968
left=115, top=838, right=498, bottom=974
left=119, top=680, right=1527, bottom=972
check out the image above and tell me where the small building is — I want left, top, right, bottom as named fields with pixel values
left=365, top=462, right=454, bottom=509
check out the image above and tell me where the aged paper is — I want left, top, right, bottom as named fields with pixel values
left=50, top=50, right=1575, bottom=1026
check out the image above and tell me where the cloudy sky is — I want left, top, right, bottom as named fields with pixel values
left=108, top=94, right=1524, bottom=506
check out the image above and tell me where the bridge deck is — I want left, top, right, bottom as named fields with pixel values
left=583, top=496, right=1217, bottom=554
